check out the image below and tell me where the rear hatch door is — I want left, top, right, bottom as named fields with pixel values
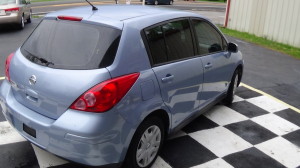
left=9, top=18, right=122, bottom=119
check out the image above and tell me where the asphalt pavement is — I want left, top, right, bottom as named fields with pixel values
left=227, top=36, right=300, bottom=109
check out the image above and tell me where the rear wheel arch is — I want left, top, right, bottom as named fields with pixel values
left=143, top=109, right=170, bottom=136
left=123, top=109, right=170, bottom=167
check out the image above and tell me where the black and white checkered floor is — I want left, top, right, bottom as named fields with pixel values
left=1, top=86, right=300, bottom=168
left=152, top=86, right=300, bottom=168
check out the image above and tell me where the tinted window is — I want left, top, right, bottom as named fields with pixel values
left=145, top=19, right=194, bottom=65
left=145, top=26, right=168, bottom=64
left=21, top=20, right=121, bottom=70
left=192, top=20, right=227, bottom=55
left=162, top=19, right=194, bottom=61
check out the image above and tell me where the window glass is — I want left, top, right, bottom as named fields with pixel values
left=162, top=19, right=194, bottom=61
left=145, top=26, right=168, bottom=64
left=21, top=20, right=121, bottom=70
left=192, top=20, right=226, bottom=55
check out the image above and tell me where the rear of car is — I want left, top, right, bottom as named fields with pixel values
left=0, top=0, right=31, bottom=29
left=0, top=14, right=131, bottom=166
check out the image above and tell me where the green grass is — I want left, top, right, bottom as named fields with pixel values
left=32, top=15, right=44, bottom=18
left=196, top=0, right=226, bottom=3
left=219, top=27, right=300, bottom=59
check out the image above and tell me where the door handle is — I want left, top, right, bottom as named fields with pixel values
left=205, top=63, right=213, bottom=69
left=161, top=74, right=174, bottom=83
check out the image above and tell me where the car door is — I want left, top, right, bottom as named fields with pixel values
left=144, top=19, right=204, bottom=128
left=191, top=19, right=232, bottom=104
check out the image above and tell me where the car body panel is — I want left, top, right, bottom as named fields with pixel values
left=200, top=52, right=233, bottom=103
left=152, top=58, right=204, bottom=129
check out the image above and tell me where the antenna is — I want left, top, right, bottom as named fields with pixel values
left=85, top=0, right=98, bottom=11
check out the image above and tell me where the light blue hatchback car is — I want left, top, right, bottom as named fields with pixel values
left=0, top=5, right=243, bottom=168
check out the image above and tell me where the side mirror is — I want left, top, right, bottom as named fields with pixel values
left=228, top=42, right=238, bottom=53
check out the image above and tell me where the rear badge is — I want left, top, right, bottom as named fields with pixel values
left=29, top=75, right=37, bottom=85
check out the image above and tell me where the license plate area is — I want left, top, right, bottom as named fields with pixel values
left=0, top=10, right=6, bottom=16
left=23, top=123, right=36, bottom=138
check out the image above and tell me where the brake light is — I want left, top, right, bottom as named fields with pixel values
left=5, top=7, right=20, bottom=12
left=70, top=73, right=140, bottom=112
left=57, top=16, right=83, bottom=21
left=5, top=53, right=14, bottom=82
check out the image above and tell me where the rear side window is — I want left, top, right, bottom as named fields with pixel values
left=145, top=19, right=194, bottom=65
left=21, top=19, right=121, bottom=70
left=192, top=20, right=227, bottom=55
left=145, top=26, right=168, bottom=64
left=162, top=19, right=194, bottom=62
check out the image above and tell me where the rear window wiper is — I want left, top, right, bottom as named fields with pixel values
left=28, top=54, right=54, bottom=67
left=39, top=58, right=54, bottom=66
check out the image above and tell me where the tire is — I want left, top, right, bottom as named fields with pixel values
left=27, top=11, right=32, bottom=23
left=124, top=116, right=165, bottom=168
left=223, top=70, right=239, bottom=105
left=154, top=0, right=158, bottom=5
left=17, top=15, right=25, bottom=30
left=169, top=0, right=173, bottom=5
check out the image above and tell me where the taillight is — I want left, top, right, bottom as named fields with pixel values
left=70, top=73, right=140, bottom=112
left=5, top=53, right=14, bottom=82
left=57, top=16, right=83, bottom=21
left=5, top=7, right=20, bottom=12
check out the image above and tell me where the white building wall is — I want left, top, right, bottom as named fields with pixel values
left=227, top=0, right=300, bottom=48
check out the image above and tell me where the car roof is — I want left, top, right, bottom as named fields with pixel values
left=46, top=5, right=206, bottom=29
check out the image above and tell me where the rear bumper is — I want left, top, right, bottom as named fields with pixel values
left=0, top=13, right=20, bottom=24
left=0, top=80, right=128, bottom=167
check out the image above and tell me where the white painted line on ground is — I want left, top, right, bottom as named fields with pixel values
left=151, top=156, right=172, bottom=168
left=204, top=105, right=248, bottom=126
left=251, top=113, right=299, bottom=136
left=0, top=77, right=4, bottom=80
left=191, top=158, right=234, bottom=168
left=189, top=126, right=252, bottom=157
left=255, top=137, right=300, bottom=168
left=241, top=83, right=300, bottom=114
left=0, top=121, right=26, bottom=145
left=246, top=96, right=288, bottom=113
left=32, top=144, right=69, bottom=168
left=232, top=95, right=244, bottom=103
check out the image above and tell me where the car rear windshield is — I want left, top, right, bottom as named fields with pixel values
left=21, top=19, right=121, bottom=70
left=0, top=0, right=16, bottom=5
